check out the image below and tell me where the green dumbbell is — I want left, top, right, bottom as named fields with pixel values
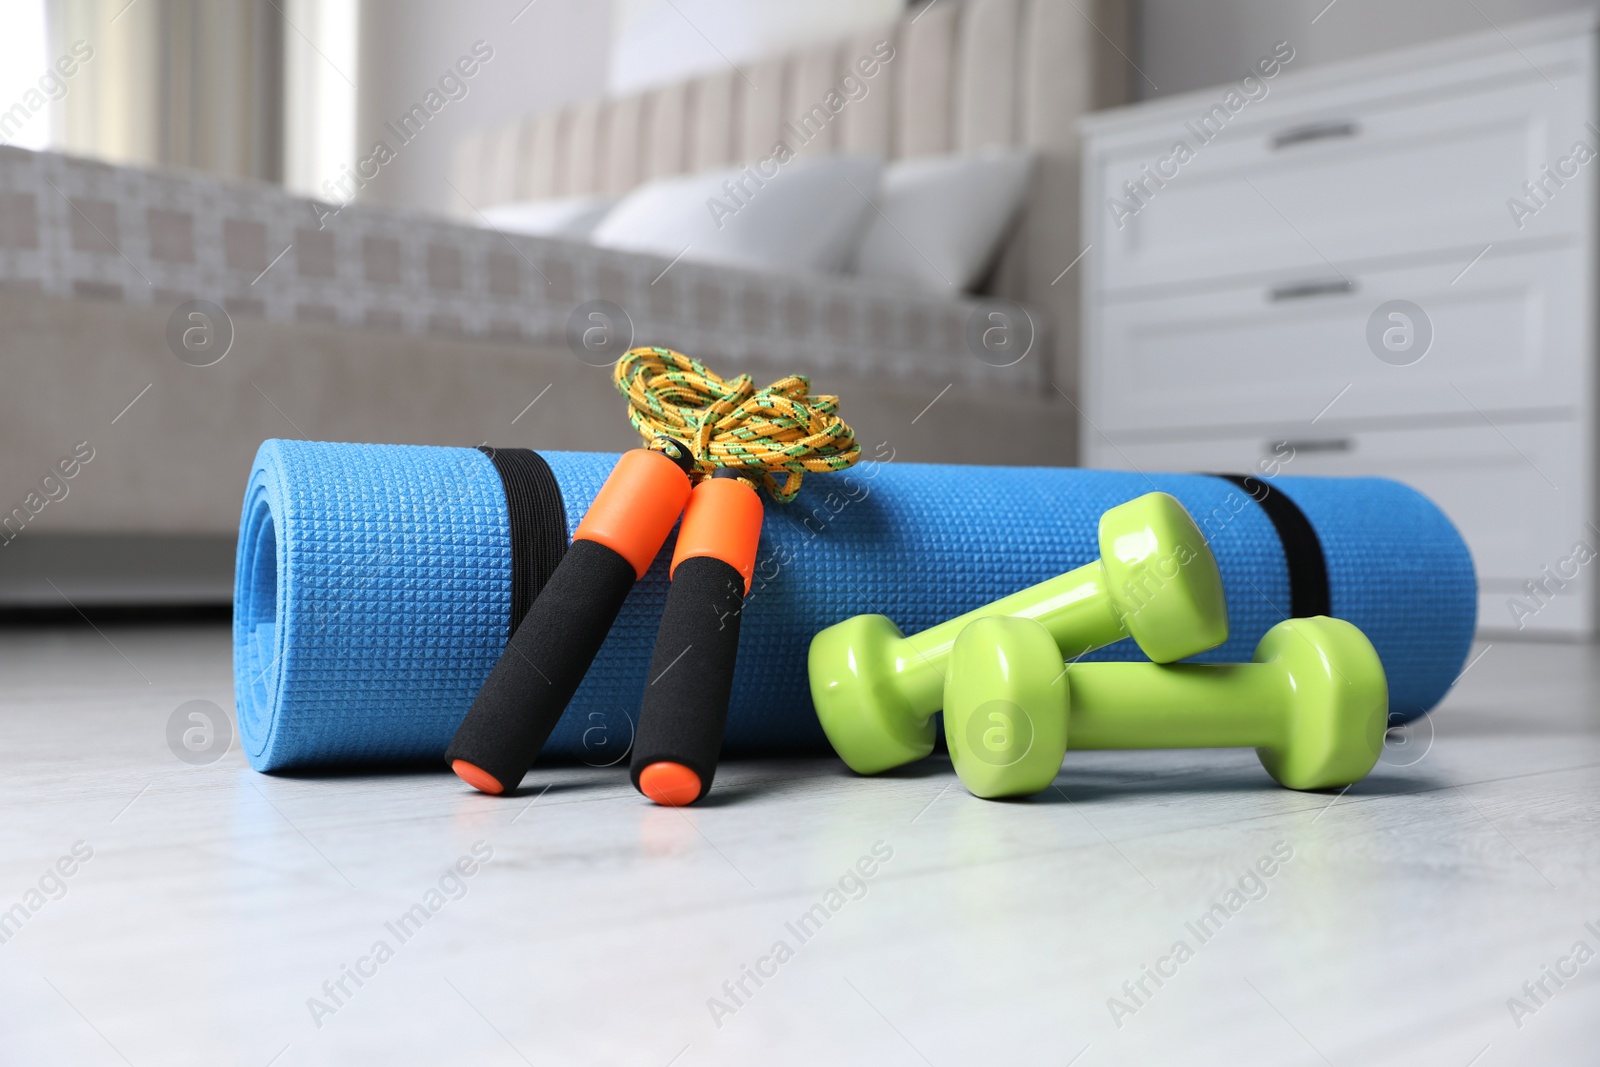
left=943, top=614, right=1388, bottom=798
left=810, top=492, right=1228, bottom=775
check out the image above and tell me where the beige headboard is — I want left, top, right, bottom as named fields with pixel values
left=450, top=0, right=1132, bottom=393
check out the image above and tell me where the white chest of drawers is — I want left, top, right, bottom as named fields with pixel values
left=1078, top=12, right=1599, bottom=637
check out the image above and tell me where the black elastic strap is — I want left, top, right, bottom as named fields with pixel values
left=1214, top=473, right=1330, bottom=619
left=479, top=446, right=568, bottom=638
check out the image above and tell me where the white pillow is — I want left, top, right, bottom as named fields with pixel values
left=590, top=154, right=882, bottom=275
left=478, top=195, right=618, bottom=239
left=853, top=149, right=1034, bottom=292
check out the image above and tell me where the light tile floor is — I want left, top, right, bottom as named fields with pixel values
left=0, top=624, right=1595, bottom=1066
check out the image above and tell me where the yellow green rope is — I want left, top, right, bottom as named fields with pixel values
left=613, top=346, right=860, bottom=503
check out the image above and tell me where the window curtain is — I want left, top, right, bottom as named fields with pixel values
left=46, top=0, right=284, bottom=183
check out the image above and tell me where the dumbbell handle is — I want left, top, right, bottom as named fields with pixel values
left=895, top=563, right=1125, bottom=713
left=1064, top=662, right=1288, bottom=750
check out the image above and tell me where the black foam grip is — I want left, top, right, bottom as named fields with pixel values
left=629, top=555, right=746, bottom=801
left=447, top=538, right=637, bottom=790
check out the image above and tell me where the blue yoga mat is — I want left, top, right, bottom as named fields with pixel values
left=234, top=441, right=1476, bottom=772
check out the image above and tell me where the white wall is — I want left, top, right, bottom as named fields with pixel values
left=1138, top=0, right=1595, bottom=98
left=352, top=0, right=612, bottom=212
left=609, top=0, right=902, bottom=94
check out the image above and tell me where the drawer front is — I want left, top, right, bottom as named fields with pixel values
left=1091, top=52, right=1593, bottom=291
left=1086, top=245, right=1587, bottom=435
left=1088, top=421, right=1593, bottom=635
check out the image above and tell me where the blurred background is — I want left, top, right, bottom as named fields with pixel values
left=7, top=0, right=1583, bottom=209
left=0, top=0, right=1592, bottom=643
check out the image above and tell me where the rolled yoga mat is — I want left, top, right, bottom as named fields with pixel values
left=233, top=440, right=1477, bottom=772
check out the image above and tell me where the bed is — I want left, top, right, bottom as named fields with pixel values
left=0, top=0, right=1129, bottom=606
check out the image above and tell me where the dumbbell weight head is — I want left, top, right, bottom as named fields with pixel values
left=810, top=492, right=1227, bottom=775
left=1096, top=491, right=1229, bottom=663
left=807, top=612, right=933, bottom=774
left=1247, top=617, right=1389, bottom=791
left=942, top=615, right=1389, bottom=798
left=944, top=616, right=1071, bottom=799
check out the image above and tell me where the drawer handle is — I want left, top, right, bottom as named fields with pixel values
left=1272, top=120, right=1359, bottom=149
left=1269, top=278, right=1355, bottom=301
left=1273, top=438, right=1352, bottom=455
